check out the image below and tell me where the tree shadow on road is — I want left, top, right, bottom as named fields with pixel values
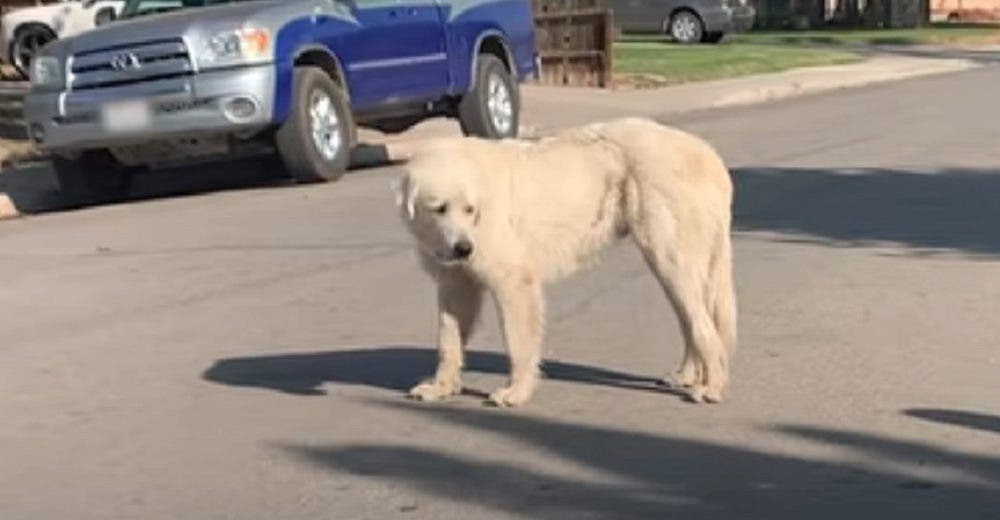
left=904, top=408, right=1000, bottom=436
left=275, top=400, right=1000, bottom=519
left=202, top=346, right=669, bottom=398
left=732, top=167, right=1000, bottom=256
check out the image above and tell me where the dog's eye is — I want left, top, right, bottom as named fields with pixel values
left=433, top=203, right=448, bottom=215
left=464, top=205, right=475, bottom=215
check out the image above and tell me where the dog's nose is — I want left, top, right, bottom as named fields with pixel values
left=453, top=239, right=473, bottom=259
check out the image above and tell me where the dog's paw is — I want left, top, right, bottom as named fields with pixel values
left=688, top=384, right=725, bottom=404
left=486, top=385, right=534, bottom=408
left=408, top=379, right=459, bottom=402
left=667, top=362, right=701, bottom=389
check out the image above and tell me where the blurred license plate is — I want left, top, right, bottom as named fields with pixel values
left=101, top=100, right=152, bottom=132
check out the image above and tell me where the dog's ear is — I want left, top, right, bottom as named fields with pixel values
left=392, top=173, right=419, bottom=220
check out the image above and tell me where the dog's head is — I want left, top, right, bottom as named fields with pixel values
left=394, top=145, right=482, bottom=267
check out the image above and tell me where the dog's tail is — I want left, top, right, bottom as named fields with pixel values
left=709, top=229, right=737, bottom=353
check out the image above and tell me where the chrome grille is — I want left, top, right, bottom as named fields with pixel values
left=70, top=39, right=193, bottom=91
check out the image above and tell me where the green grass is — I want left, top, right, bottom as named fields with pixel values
left=730, top=24, right=1000, bottom=46
left=613, top=41, right=863, bottom=86
left=613, top=24, right=1000, bottom=85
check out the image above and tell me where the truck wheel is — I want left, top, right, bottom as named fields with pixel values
left=12, top=24, right=57, bottom=78
left=53, top=150, right=135, bottom=206
left=275, top=67, right=353, bottom=183
left=458, top=54, right=519, bottom=139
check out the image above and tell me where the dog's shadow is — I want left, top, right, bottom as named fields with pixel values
left=202, top=346, right=676, bottom=398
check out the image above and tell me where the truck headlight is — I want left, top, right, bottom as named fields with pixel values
left=199, top=27, right=271, bottom=67
left=30, top=56, right=62, bottom=88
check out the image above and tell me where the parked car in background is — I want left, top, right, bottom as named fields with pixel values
left=23, top=0, right=538, bottom=204
left=608, top=0, right=756, bottom=43
left=1, top=0, right=125, bottom=76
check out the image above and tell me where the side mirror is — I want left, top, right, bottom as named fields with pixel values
left=94, top=6, right=117, bottom=26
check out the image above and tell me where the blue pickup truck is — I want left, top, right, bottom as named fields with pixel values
left=23, top=0, right=537, bottom=204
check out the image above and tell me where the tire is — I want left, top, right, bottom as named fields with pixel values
left=669, top=11, right=704, bottom=44
left=11, top=24, right=57, bottom=78
left=53, top=150, right=135, bottom=206
left=458, top=54, right=520, bottom=139
left=275, top=66, right=353, bottom=183
left=703, top=32, right=725, bottom=44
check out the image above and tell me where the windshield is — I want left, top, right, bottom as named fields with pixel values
left=119, top=0, right=267, bottom=19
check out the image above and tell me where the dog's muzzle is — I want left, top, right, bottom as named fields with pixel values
left=452, top=239, right=473, bottom=259
left=435, top=239, right=473, bottom=265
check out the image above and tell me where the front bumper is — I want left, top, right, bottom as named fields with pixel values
left=24, top=63, right=276, bottom=151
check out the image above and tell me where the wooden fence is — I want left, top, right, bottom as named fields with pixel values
left=532, top=0, right=614, bottom=88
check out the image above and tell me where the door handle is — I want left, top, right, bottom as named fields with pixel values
left=388, top=8, right=419, bottom=17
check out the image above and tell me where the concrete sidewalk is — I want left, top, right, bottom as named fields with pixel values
left=369, top=54, right=979, bottom=159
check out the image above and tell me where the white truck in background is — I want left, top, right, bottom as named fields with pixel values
left=1, top=0, right=125, bottom=76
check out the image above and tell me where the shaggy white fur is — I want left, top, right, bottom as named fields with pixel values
left=396, top=117, right=736, bottom=406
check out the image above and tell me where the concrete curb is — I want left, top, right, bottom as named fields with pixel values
left=706, top=57, right=978, bottom=109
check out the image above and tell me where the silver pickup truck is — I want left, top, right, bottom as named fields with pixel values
left=23, top=0, right=538, bottom=204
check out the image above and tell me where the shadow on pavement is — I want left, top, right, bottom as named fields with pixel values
left=0, top=154, right=289, bottom=215
left=0, top=143, right=397, bottom=215
left=9, top=160, right=1000, bottom=261
left=275, top=400, right=1000, bottom=519
left=733, top=167, right=1000, bottom=256
left=904, top=408, right=1000, bottom=435
left=202, top=346, right=668, bottom=397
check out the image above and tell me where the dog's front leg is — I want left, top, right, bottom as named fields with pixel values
left=488, top=271, right=545, bottom=407
left=410, top=269, right=482, bottom=402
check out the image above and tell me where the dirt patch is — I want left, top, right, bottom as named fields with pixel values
left=611, top=72, right=672, bottom=90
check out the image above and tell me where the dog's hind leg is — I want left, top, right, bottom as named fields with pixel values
left=643, top=252, right=729, bottom=403
left=487, top=270, right=545, bottom=407
left=410, top=269, right=483, bottom=402
left=629, top=211, right=729, bottom=404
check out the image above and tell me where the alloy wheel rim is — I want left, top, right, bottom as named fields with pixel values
left=486, top=73, right=513, bottom=135
left=309, top=90, right=342, bottom=161
left=673, top=16, right=698, bottom=41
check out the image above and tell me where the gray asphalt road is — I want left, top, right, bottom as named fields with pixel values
left=2, top=67, right=999, bottom=520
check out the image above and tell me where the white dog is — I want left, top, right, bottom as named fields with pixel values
left=395, top=117, right=736, bottom=406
